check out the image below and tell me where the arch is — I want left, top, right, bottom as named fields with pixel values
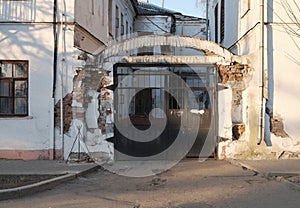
left=96, top=34, right=235, bottom=65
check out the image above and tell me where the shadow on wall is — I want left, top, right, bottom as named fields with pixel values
left=0, top=0, right=37, bottom=22
left=0, top=0, right=55, bottom=60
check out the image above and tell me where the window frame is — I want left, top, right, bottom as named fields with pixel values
left=108, top=0, right=113, bottom=37
left=115, top=5, right=119, bottom=38
left=220, top=0, right=225, bottom=42
left=0, top=60, right=29, bottom=117
left=214, top=3, right=219, bottom=43
left=121, top=13, right=124, bottom=36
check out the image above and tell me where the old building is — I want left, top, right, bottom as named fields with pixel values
left=3, top=0, right=283, bottom=163
left=209, top=0, right=300, bottom=159
left=0, top=0, right=135, bottom=160
left=0, top=0, right=211, bottom=161
left=70, top=1, right=212, bottom=163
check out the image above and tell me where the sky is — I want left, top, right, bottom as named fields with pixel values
left=142, top=0, right=206, bottom=18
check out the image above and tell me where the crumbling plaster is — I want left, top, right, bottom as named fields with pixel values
left=62, top=35, right=256, bottom=161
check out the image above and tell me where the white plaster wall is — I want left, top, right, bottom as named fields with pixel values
left=175, top=21, right=206, bottom=39
left=271, top=26, right=300, bottom=142
left=108, top=0, right=135, bottom=42
left=239, top=0, right=260, bottom=40
left=0, top=22, right=83, bottom=154
left=0, top=25, right=54, bottom=151
left=58, top=0, right=75, bottom=22
left=55, top=25, right=84, bottom=100
left=268, top=0, right=300, bottom=24
left=54, top=25, right=89, bottom=155
left=0, top=0, right=84, bottom=157
left=0, top=0, right=75, bottom=22
left=134, top=16, right=173, bottom=34
left=218, top=88, right=232, bottom=139
left=0, top=0, right=54, bottom=22
left=75, top=0, right=107, bottom=43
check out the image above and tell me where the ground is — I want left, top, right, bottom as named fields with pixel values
left=0, top=175, right=63, bottom=189
left=0, top=159, right=300, bottom=208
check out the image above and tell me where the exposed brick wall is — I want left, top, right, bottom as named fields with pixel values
left=271, top=117, right=289, bottom=138
left=55, top=67, right=113, bottom=138
left=232, top=124, right=245, bottom=140
left=54, top=93, right=73, bottom=133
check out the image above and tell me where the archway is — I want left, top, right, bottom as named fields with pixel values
left=72, top=34, right=252, bottom=162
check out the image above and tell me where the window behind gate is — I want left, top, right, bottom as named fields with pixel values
left=0, top=61, right=28, bottom=116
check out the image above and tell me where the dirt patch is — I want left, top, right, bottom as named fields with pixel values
left=0, top=175, right=63, bottom=189
left=285, top=176, right=300, bottom=186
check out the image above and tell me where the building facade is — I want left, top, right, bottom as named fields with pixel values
left=1, top=0, right=211, bottom=161
left=0, top=0, right=135, bottom=160
left=209, top=0, right=300, bottom=159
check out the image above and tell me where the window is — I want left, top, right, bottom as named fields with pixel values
left=91, top=0, right=95, bottom=15
left=115, top=5, right=119, bottom=38
left=220, top=0, right=225, bottom=42
left=0, top=61, right=28, bottom=116
left=214, top=3, right=218, bottom=43
left=102, top=0, right=105, bottom=25
left=108, top=0, right=113, bottom=36
left=121, top=13, right=124, bottom=36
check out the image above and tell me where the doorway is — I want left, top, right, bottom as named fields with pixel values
left=112, top=64, right=217, bottom=160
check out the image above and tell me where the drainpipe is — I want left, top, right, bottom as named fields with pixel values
left=60, top=0, right=66, bottom=159
left=52, top=0, right=58, bottom=160
left=206, top=0, right=209, bottom=40
left=258, top=0, right=265, bottom=145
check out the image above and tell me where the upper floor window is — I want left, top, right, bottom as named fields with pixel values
left=0, top=0, right=35, bottom=22
left=121, top=13, right=124, bottom=36
left=108, top=0, right=113, bottom=37
left=90, top=0, right=95, bottom=15
left=115, top=5, right=119, bottom=38
left=220, top=0, right=225, bottom=42
left=214, top=3, right=218, bottom=43
left=0, top=61, right=28, bottom=116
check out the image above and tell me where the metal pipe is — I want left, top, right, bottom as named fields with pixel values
left=258, top=0, right=265, bottom=145
left=52, top=0, right=58, bottom=160
left=60, top=0, right=66, bottom=159
left=206, top=0, right=209, bottom=40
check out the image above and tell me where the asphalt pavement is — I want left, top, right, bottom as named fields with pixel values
left=1, top=159, right=300, bottom=201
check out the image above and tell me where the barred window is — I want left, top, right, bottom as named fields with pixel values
left=0, top=61, right=28, bottom=116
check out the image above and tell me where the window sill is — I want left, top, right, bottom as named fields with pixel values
left=0, top=116, right=33, bottom=120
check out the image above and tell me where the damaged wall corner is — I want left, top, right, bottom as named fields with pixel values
left=271, top=116, right=289, bottom=138
left=232, top=123, right=246, bottom=140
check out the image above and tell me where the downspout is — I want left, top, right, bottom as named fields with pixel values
left=206, top=0, right=209, bottom=40
left=60, top=0, right=66, bottom=159
left=258, top=0, right=265, bottom=145
left=52, top=0, right=58, bottom=160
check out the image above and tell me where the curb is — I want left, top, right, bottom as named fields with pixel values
left=229, top=159, right=300, bottom=190
left=0, top=165, right=99, bottom=201
left=228, top=159, right=259, bottom=175
left=276, top=176, right=300, bottom=191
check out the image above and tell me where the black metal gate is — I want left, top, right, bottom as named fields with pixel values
left=112, top=64, right=217, bottom=160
